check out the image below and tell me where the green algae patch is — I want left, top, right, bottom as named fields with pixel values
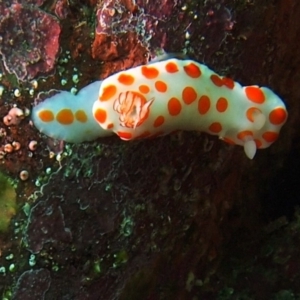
left=0, top=172, right=16, bottom=233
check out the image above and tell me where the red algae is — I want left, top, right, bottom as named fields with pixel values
left=0, top=4, right=61, bottom=81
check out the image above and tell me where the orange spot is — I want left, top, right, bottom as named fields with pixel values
left=139, top=85, right=150, bottom=94
left=94, top=108, right=107, bottom=124
left=209, top=122, right=222, bottom=133
left=246, top=107, right=261, bottom=122
left=216, top=97, right=228, bottom=112
left=117, top=131, right=133, bottom=140
left=210, top=74, right=223, bottom=87
left=183, top=63, right=201, bottom=78
left=165, top=62, right=179, bottom=73
left=153, top=115, right=165, bottom=127
left=107, top=123, right=114, bottom=129
left=141, top=66, right=159, bottom=79
left=182, top=86, right=197, bottom=105
left=56, top=109, right=74, bottom=125
left=269, top=107, right=287, bottom=125
left=168, top=97, right=182, bottom=116
left=223, top=137, right=235, bottom=145
left=198, top=95, right=211, bottom=115
left=245, top=86, right=265, bottom=104
left=262, top=131, right=278, bottom=143
left=100, top=85, right=117, bottom=101
left=254, top=139, right=263, bottom=148
left=155, top=80, right=167, bottom=93
left=38, top=110, right=54, bottom=122
left=75, top=110, right=88, bottom=123
left=237, top=130, right=253, bottom=140
left=118, top=73, right=134, bottom=85
left=222, top=77, right=235, bottom=89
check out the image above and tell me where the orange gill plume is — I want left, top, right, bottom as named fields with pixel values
left=113, top=91, right=154, bottom=128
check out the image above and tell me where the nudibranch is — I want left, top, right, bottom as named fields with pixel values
left=31, top=58, right=288, bottom=159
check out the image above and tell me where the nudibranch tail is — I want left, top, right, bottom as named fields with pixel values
left=31, top=81, right=112, bottom=143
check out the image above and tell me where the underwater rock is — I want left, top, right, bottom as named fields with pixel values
left=0, top=4, right=61, bottom=81
left=12, top=269, right=51, bottom=300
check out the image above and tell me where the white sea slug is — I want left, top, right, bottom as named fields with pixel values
left=32, top=58, right=288, bottom=159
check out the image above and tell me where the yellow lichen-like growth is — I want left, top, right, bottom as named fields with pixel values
left=0, top=172, right=16, bottom=233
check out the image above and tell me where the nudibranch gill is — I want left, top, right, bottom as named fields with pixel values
left=31, top=58, right=288, bottom=159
